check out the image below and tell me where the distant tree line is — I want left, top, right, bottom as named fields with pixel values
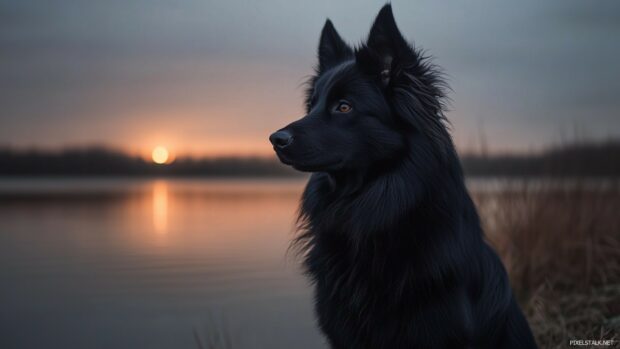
left=0, top=147, right=299, bottom=177
left=461, top=141, right=620, bottom=177
left=0, top=141, right=618, bottom=177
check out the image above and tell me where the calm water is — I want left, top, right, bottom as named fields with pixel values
left=0, top=178, right=326, bottom=349
left=2, top=177, right=614, bottom=349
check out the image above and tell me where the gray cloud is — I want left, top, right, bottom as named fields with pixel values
left=1, top=0, right=619, bottom=153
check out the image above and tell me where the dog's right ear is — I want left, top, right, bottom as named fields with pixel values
left=357, top=4, right=413, bottom=88
left=318, top=19, right=353, bottom=72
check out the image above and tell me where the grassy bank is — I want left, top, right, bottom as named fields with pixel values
left=473, top=180, right=620, bottom=348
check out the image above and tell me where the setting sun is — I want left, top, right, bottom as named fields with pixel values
left=151, top=146, right=169, bottom=164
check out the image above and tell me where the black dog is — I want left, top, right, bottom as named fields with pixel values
left=270, top=5, right=537, bottom=349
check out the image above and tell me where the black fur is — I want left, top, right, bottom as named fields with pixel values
left=270, top=5, right=537, bottom=348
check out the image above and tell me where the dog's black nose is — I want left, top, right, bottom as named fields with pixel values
left=269, top=130, right=293, bottom=149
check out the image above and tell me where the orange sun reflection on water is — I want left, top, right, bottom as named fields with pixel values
left=152, top=181, right=168, bottom=234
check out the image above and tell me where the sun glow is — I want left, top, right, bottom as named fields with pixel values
left=151, top=146, right=169, bottom=164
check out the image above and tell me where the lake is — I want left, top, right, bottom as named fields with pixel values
left=0, top=178, right=325, bottom=349
left=1, top=177, right=615, bottom=349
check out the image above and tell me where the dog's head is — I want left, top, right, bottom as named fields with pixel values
left=270, top=5, right=448, bottom=173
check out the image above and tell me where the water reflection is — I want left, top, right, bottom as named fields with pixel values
left=1, top=177, right=613, bottom=349
left=0, top=178, right=324, bottom=349
left=152, top=181, right=168, bottom=234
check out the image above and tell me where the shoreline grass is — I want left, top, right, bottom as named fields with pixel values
left=474, top=180, right=620, bottom=348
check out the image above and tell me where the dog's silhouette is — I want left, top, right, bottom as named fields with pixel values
left=270, top=5, right=537, bottom=348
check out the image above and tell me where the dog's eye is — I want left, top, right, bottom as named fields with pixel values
left=335, top=101, right=352, bottom=114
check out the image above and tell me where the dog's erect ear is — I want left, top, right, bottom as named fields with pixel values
left=357, top=4, right=412, bottom=87
left=318, top=19, right=353, bottom=72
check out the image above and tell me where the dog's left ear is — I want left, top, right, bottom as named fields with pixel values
left=318, top=19, right=353, bottom=72
left=357, top=4, right=413, bottom=87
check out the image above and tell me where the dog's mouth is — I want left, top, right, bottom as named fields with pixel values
left=274, top=150, right=342, bottom=172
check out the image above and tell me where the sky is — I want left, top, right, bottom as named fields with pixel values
left=1, top=0, right=619, bottom=157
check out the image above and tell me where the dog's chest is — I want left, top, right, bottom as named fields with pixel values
left=308, top=234, right=407, bottom=317
left=307, top=236, right=440, bottom=348
left=306, top=237, right=477, bottom=348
